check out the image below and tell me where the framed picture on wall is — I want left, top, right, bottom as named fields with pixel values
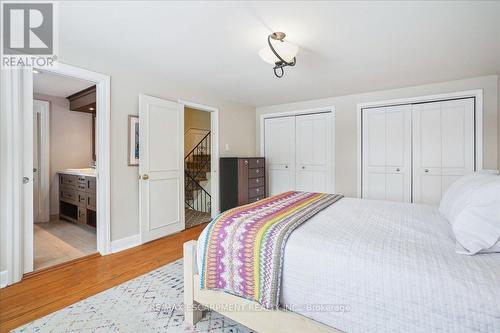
left=128, top=115, right=139, bottom=166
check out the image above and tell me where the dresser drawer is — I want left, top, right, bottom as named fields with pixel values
left=60, top=174, right=77, bottom=188
left=249, top=196, right=263, bottom=203
left=77, top=206, right=87, bottom=224
left=249, top=186, right=264, bottom=198
left=76, top=183, right=87, bottom=191
left=77, top=175, right=86, bottom=185
left=248, top=177, right=264, bottom=188
left=86, top=177, right=96, bottom=193
left=77, top=192, right=87, bottom=207
left=249, top=158, right=264, bottom=168
left=248, top=167, right=264, bottom=179
left=87, top=192, right=96, bottom=211
left=60, top=188, right=77, bottom=204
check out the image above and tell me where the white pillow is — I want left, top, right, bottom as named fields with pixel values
left=451, top=176, right=500, bottom=255
left=439, top=171, right=498, bottom=224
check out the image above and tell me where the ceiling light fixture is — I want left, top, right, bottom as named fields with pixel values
left=259, top=32, right=298, bottom=78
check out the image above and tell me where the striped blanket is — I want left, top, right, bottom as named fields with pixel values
left=200, top=191, right=343, bottom=309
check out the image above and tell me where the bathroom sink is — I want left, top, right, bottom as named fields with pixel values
left=63, top=168, right=96, bottom=175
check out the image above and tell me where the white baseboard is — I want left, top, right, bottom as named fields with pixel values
left=110, top=234, right=141, bottom=253
left=1, top=270, right=7, bottom=288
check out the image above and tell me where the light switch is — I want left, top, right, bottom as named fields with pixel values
left=225, top=143, right=229, bottom=151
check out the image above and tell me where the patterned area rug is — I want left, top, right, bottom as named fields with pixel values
left=13, top=260, right=253, bottom=333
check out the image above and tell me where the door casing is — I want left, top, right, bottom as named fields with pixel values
left=0, top=63, right=111, bottom=286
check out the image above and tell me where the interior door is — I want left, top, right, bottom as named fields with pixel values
left=264, top=116, right=295, bottom=196
left=139, top=94, right=185, bottom=243
left=33, top=99, right=50, bottom=223
left=413, top=98, right=474, bottom=204
left=295, top=113, right=331, bottom=193
left=362, top=105, right=411, bottom=202
left=23, top=69, right=34, bottom=274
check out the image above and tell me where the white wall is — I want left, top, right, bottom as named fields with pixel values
left=256, top=75, right=499, bottom=197
left=34, top=93, right=94, bottom=215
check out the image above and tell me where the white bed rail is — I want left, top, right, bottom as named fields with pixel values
left=183, top=240, right=341, bottom=333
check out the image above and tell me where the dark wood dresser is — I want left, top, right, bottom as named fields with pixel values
left=59, top=172, right=97, bottom=228
left=220, top=157, right=266, bottom=212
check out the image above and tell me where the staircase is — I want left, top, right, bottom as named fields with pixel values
left=184, top=131, right=211, bottom=214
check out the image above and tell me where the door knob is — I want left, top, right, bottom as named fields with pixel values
left=285, top=165, right=288, bottom=169
left=396, top=168, right=400, bottom=172
left=142, top=174, right=149, bottom=180
left=33, top=168, right=37, bottom=172
left=302, top=166, right=305, bottom=170
left=424, top=169, right=429, bottom=173
left=23, top=177, right=29, bottom=184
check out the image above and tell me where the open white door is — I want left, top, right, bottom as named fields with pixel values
left=23, top=70, right=34, bottom=274
left=33, top=100, right=50, bottom=223
left=139, top=94, right=185, bottom=243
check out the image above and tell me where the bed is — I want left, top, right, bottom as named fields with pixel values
left=184, top=196, right=500, bottom=332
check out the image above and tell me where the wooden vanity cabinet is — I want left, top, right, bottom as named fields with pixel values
left=59, top=173, right=96, bottom=228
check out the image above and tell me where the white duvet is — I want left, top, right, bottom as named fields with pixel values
left=197, top=198, right=500, bottom=332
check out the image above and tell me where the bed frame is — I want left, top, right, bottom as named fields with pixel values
left=183, top=240, right=342, bottom=333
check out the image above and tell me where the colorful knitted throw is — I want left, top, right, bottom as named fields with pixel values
left=200, top=191, right=343, bottom=309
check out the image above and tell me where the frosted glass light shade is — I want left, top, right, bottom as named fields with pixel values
left=259, top=39, right=299, bottom=65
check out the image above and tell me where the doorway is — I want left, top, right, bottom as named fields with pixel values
left=184, top=107, right=213, bottom=228
left=32, top=71, right=99, bottom=271
left=138, top=97, right=219, bottom=243
left=0, top=65, right=110, bottom=285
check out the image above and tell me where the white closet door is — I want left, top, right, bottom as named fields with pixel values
left=295, top=113, right=331, bottom=193
left=362, top=105, right=411, bottom=202
left=264, top=116, right=295, bottom=196
left=413, top=99, right=474, bottom=204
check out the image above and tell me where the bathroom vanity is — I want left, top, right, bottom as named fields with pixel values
left=58, top=170, right=96, bottom=228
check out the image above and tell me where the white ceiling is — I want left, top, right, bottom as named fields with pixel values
left=59, top=1, right=500, bottom=106
left=34, top=70, right=94, bottom=97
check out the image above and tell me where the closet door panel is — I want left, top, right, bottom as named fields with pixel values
left=295, top=113, right=331, bottom=193
left=419, top=105, right=442, bottom=168
left=362, top=105, right=411, bottom=202
left=365, top=172, right=386, bottom=200
left=385, top=105, right=412, bottom=202
left=265, top=117, right=295, bottom=196
left=413, top=103, right=442, bottom=204
left=419, top=174, right=443, bottom=204
left=362, top=108, right=386, bottom=199
left=413, top=98, right=474, bottom=204
left=441, top=99, right=474, bottom=171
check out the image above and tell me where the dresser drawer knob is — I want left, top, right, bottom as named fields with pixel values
left=256, top=188, right=260, bottom=192
left=256, top=179, right=260, bottom=183
left=256, top=169, right=259, bottom=173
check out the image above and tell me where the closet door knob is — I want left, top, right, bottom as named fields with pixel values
left=424, top=169, right=429, bottom=173
left=285, top=165, right=288, bottom=169
left=396, top=168, right=400, bottom=172
left=302, top=166, right=305, bottom=170
left=142, top=174, right=149, bottom=180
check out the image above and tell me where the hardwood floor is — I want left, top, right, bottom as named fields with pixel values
left=0, top=223, right=207, bottom=333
